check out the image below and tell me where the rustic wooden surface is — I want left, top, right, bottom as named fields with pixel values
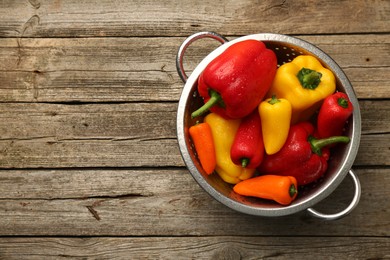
left=0, top=0, right=389, bottom=259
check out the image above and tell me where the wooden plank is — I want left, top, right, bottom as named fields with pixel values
left=0, top=1, right=387, bottom=257
left=0, top=37, right=182, bottom=102
left=0, top=168, right=388, bottom=236
left=0, top=0, right=388, bottom=37
left=0, top=34, right=389, bottom=102
left=0, top=102, right=180, bottom=168
left=0, top=101, right=388, bottom=168
left=360, top=100, right=390, bottom=134
left=0, top=169, right=183, bottom=200
left=0, top=236, right=389, bottom=259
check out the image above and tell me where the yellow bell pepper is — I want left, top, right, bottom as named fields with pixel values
left=267, top=55, right=336, bottom=124
left=204, top=113, right=255, bottom=184
left=259, top=95, right=292, bottom=155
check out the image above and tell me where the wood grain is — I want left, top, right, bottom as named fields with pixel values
left=0, top=168, right=388, bottom=236
left=0, top=236, right=389, bottom=259
left=0, top=101, right=388, bottom=168
left=0, top=1, right=389, bottom=258
left=0, top=102, right=177, bottom=168
left=0, top=34, right=388, bottom=103
left=0, top=0, right=389, bottom=37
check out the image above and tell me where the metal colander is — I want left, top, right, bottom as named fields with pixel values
left=176, top=32, right=361, bottom=219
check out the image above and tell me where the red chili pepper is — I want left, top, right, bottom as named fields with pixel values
left=191, top=40, right=277, bottom=119
left=258, top=122, right=350, bottom=186
left=230, top=110, right=264, bottom=169
left=317, top=92, right=353, bottom=138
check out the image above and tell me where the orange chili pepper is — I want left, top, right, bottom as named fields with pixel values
left=233, top=175, right=298, bottom=205
left=189, top=122, right=216, bottom=175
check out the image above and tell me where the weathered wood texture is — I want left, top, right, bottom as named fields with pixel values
left=0, top=101, right=388, bottom=168
left=0, top=168, right=388, bottom=236
left=0, top=0, right=389, bottom=258
left=0, top=35, right=389, bottom=102
left=0, top=237, right=389, bottom=259
left=1, top=0, right=389, bottom=38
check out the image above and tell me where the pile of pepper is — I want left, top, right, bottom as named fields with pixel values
left=189, top=40, right=353, bottom=206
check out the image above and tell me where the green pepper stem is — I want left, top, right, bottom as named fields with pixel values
left=309, top=135, right=350, bottom=155
left=297, top=67, right=322, bottom=90
left=268, top=94, right=280, bottom=105
left=191, top=89, right=223, bottom=118
left=338, top=97, right=349, bottom=108
left=289, top=184, right=297, bottom=198
left=241, top=158, right=249, bottom=168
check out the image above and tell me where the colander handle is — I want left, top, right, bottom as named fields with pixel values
left=176, top=31, right=228, bottom=83
left=307, top=170, right=361, bottom=220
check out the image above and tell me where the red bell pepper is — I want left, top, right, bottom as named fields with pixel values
left=258, top=122, right=350, bottom=186
left=230, top=110, right=264, bottom=168
left=191, top=40, right=277, bottom=119
left=317, top=92, right=353, bottom=138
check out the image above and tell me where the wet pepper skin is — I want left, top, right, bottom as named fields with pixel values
left=317, top=92, right=353, bottom=138
left=258, top=122, right=350, bottom=185
left=204, top=113, right=255, bottom=184
left=259, top=95, right=292, bottom=155
left=267, top=55, right=336, bottom=124
left=195, top=40, right=277, bottom=119
left=230, top=110, right=265, bottom=169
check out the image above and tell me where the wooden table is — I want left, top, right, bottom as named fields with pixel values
left=0, top=1, right=389, bottom=259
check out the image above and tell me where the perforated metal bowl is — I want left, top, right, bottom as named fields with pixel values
left=176, top=32, right=361, bottom=219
